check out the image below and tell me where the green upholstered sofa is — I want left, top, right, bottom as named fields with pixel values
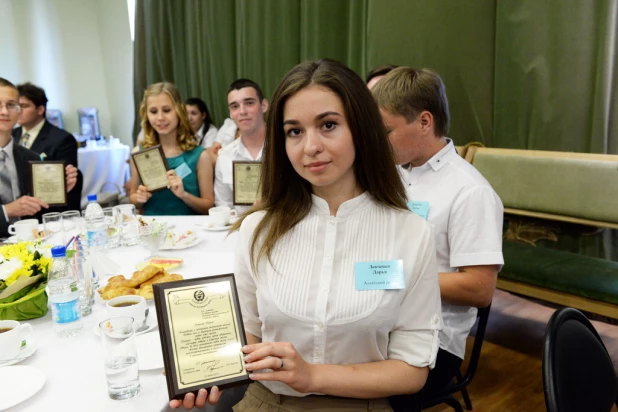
left=467, top=147, right=618, bottom=319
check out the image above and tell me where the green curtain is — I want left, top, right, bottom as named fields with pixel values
left=133, top=0, right=617, bottom=154
left=494, top=0, right=618, bottom=153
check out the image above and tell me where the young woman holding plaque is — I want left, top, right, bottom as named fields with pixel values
left=129, top=83, right=215, bottom=216
left=169, top=60, right=442, bottom=411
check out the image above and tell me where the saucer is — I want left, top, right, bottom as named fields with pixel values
left=203, top=223, right=232, bottom=232
left=0, top=338, right=37, bottom=367
left=135, top=332, right=164, bottom=370
left=93, top=318, right=157, bottom=337
left=0, top=365, right=46, bottom=410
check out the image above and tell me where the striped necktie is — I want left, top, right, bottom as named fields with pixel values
left=20, top=132, right=31, bottom=148
left=0, top=151, right=15, bottom=205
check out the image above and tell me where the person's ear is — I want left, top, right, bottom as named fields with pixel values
left=37, top=106, right=46, bottom=117
left=419, top=111, right=433, bottom=133
left=261, top=99, right=269, bottom=114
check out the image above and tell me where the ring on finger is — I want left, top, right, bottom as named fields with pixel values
left=277, top=358, right=284, bottom=370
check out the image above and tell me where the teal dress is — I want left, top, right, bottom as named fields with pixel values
left=144, top=146, right=204, bottom=216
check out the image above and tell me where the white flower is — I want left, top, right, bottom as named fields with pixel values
left=0, top=257, right=23, bottom=281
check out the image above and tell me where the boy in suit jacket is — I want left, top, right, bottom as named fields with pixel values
left=0, top=78, right=78, bottom=236
left=12, top=82, right=82, bottom=212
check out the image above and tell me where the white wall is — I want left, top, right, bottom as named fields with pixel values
left=0, top=0, right=134, bottom=145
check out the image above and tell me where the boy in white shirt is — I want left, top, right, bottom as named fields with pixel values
left=372, top=67, right=504, bottom=410
left=214, top=79, right=268, bottom=214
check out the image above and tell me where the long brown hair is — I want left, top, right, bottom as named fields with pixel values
left=139, top=82, right=197, bottom=151
left=233, top=59, right=407, bottom=272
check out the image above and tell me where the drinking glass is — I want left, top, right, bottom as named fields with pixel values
left=99, top=316, right=141, bottom=400
left=61, top=211, right=84, bottom=245
left=138, top=222, right=168, bottom=258
left=114, top=205, right=138, bottom=246
left=70, top=255, right=93, bottom=316
left=103, top=207, right=121, bottom=248
left=42, top=212, right=63, bottom=244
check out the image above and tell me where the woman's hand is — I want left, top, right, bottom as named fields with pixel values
left=169, top=387, right=221, bottom=409
left=243, top=342, right=316, bottom=393
left=167, top=170, right=186, bottom=198
left=135, top=185, right=152, bottom=205
left=65, top=165, right=78, bottom=192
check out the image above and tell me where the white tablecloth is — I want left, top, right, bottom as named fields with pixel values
left=78, top=144, right=131, bottom=209
left=10, top=216, right=238, bottom=412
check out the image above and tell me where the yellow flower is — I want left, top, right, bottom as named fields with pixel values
left=0, top=241, right=51, bottom=286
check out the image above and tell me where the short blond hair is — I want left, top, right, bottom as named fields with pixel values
left=139, top=82, right=196, bottom=151
left=372, top=67, right=450, bottom=137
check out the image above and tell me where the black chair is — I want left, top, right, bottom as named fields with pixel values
left=543, top=307, right=618, bottom=412
left=422, top=304, right=492, bottom=412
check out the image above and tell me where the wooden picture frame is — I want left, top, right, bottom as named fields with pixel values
left=29, top=161, right=67, bottom=206
left=131, top=145, right=170, bottom=192
left=232, top=161, right=261, bottom=206
left=153, top=274, right=251, bottom=401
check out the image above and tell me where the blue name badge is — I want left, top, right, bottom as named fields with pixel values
left=355, top=260, right=405, bottom=290
left=407, top=201, right=430, bottom=220
left=174, top=162, right=192, bottom=180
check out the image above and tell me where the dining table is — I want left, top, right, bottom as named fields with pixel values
left=5, top=215, right=238, bottom=412
left=78, top=143, right=131, bottom=209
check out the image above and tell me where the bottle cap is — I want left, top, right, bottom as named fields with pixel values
left=87, top=194, right=97, bottom=202
left=51, top=245, right=67, bottom=258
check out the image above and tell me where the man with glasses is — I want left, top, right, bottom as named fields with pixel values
left=0, top=78, right=78, bottom=236
left=11, top=82, right=82, bottom=212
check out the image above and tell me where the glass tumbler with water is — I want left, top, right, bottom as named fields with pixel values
left=103, top=207, right=121, bottom=248
left=99, top=316, right=141, bottom=400
left=114, top=204, right=139, bottom=246
left=70, top=255, right=93, bottom=316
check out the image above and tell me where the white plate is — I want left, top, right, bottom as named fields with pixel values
left=0, top=338, right=37, bottom=367
left=202, top=223, right=233, bottom=232
left=93, top=317, right=157, bottom=337
left=0, top=365, right=46, bottom=410
left=135, top=332, right=164, bottom=370
left=160, top=233, right=204, bottom=250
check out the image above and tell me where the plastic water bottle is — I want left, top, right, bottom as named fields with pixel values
left=84, top=194, right=108, bottom=288
left=84, top=194, right=108, bottom=251
left=48, top=246, right=84, bottom=338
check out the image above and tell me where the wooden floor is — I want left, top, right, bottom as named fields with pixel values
left=427, top=290, right=618, bottom=412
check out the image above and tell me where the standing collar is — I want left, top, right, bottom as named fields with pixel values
left=310, top=191, right=372, bottom=218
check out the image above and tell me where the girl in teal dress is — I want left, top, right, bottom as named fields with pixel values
left=129, top=82, right=215, bottom=215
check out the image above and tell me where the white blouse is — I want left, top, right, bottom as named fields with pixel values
left=234, top=192, right=442, bottom=396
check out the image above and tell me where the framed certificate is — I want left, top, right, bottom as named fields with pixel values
left=153, top=274, right=251, bottom=401
left=131, top=145, right=170, bottom=192
left=232, top=161, right=261, bottom=205
left=29, top=161, right=67, bottom=206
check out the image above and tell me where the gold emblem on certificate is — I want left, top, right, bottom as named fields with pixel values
left=232, top=161, right=261, bottom=205
left=131, top=145, right=170, bottom=192
left=29, top=161, right=67, bottom=206
left=153, top=275, right=250, bottom=400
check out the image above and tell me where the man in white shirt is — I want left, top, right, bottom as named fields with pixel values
left=214, top=79, right=268, bottom=214
left=372, top=68, right=504, bottom=410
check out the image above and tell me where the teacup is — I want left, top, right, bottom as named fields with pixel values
left=0, top=320, right=33, bottom=361
left=8, top=219, right=39, bottom=241
left=106, top=295, right=147, bottom=330
left=208, top=206, right=236, bottom=227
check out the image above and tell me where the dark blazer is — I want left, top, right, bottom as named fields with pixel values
left=0, top=145, right=41, bottom=236
left=12, top=120, right=82, bottom=212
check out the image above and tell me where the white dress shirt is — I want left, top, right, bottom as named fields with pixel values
left=214, top=138, right=262, bottom=214
left=197, top=124, right=219, bottom=149
left=235, top=192, right=443, bottom=396
left=19, top=119, right=46, bottom=149
left=1, top=139, right=22, bottom=221
left=400, top=139, right=504, bottom=359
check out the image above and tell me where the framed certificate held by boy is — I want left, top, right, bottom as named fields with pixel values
left=232, top=161, right=261, bottom=205
left=29, top=161, right=67, bottom=206
left=153, top=274, right=251, bottom=401
left=131, top=145, right=170, bottom=192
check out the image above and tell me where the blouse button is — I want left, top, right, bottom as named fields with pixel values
left=318, top=323, right=324, bottom=329
left=325, top=255, right=332, bottom=260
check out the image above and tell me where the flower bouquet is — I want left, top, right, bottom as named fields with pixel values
left=0, top=241, right=52, bottom=320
